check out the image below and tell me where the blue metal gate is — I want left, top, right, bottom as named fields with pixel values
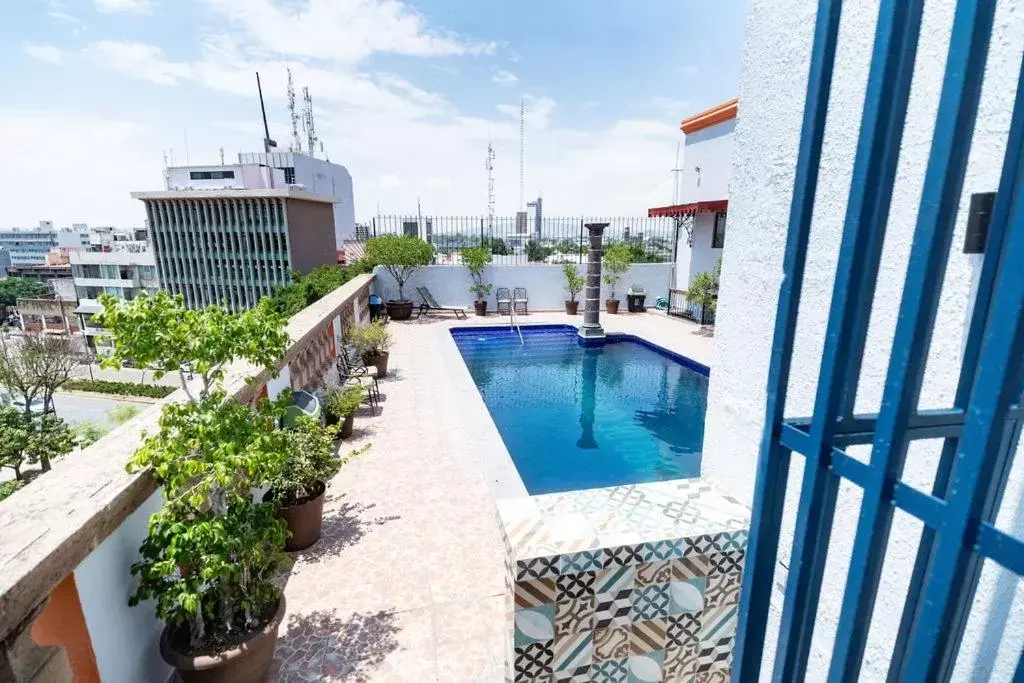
left=733, top=0, right=1024, bottom=680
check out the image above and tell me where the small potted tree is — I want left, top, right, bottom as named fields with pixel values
left=263, top=415, right=342, bottom=551
left=462, top=246, right=492, bottom=316
left=322, top=383, right=364, bottom=439
left=602, top=244, right=632, bottom=314
left=96, top=291, right=293, bottom=683
left=684, top=258, right=721, bottom=327
left=562, top=263, right=584, bottom=315
left=364, top=235, right=434, bottom=320
left=349, top=320, right=392, bottom=378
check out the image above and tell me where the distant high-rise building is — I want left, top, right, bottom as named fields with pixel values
left=0, top=225, right=89, bottom=266
left=133, top=186, right=339, bottom=311
left=354, top=223, right=370, bottom=240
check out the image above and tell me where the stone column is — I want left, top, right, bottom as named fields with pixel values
left=578, top=222, right=608, bottom=342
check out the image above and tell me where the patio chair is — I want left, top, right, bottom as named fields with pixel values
left=513, top=287, right=529, bottom=315
left=416, top=286, right=468, bottom=319
left=337, top=346, right=380, bottom=409
left=495, top=287, right=512, bottom=315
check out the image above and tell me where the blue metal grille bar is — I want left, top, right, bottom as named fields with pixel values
left=772, top=2, right=925, bottom=679
left=731, top=1, right=843, bottom=678
left=827, top=2, right=997, bottom=679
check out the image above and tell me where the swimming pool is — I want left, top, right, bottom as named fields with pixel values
left=450, top=325, right=709, bottom=495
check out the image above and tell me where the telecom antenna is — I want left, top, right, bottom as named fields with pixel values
left=255, top=72, right=276, bottom=152
left=486, top=142, right=496, bottom=235
left=670, top=140, right=684, bottom=204
left=287, top=68, right=301, bottom=152
left=302, top=86, right=318, bottom=158
left=519, top=98, right=525, bottom=210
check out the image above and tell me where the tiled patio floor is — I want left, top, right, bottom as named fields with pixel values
left=269, top=311, right=712, bottom=682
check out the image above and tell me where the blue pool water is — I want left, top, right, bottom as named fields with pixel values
left=451, top=325, right=708, bottom=494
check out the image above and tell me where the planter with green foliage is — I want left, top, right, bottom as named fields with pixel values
left=96, top=291, right=293, bottom=683
left=322, top=382, right=364, bottom=438
left=562, top=264, right=585, bottom=315
left=462, top=246, right=492, bottom=316
left=602, top=244, right=632, bottom=314
left=63, top=378, right=178, bottom=398
left=684, top=258, right=721, bottom=327
left=349, top=320, right=392, bottom=378
left=364, top=235, right=433, bottom=320
left=263, top=416, right=341, bottom=551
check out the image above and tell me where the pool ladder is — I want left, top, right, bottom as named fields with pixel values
left=509, top=302, right=524, bottom=345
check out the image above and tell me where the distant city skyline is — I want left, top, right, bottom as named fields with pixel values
left=2, top=0, right=746, bottom=227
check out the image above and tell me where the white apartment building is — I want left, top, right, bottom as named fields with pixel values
left=71, top=245, right=159, bottom=353
left=164, top=150, right=355, bottom=249
left=649, top=99, right=736, bottom=291
left=0, top=222, right=90, bottom=266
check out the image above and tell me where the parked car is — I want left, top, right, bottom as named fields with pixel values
left=1, top=393, right=48, bottom=415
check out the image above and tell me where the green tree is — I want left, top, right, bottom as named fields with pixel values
left=108, top=404, right=139, bottom=425
left=526, top=240, right=553, bottom=263
left=461, top=246, right=492, bottom=302
left=25, top=414, right=74, bottom=471
left=0, top=407, right=29, bottom=480
left=21, top=333, right=84, bottom=415
left=364, top=235, right=433, bottom=301
left=602, top=244, right=633, bottom=301
left=563, top=264, right=585, bottom=303
left=485, top=237, right=510, bottom=256
left=73, top=420, right=108, bottom=448
left=0, top=278, right=49, bottom=311
left=683, top=258, right=721, bottom=325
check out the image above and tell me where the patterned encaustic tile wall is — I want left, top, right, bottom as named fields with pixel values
left=497, top=479, right=750, bottom=682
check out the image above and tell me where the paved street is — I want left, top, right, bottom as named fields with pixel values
left=51, top=393, right=136, bottom=427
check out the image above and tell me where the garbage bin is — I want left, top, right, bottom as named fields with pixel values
left=282, top=390, right=321, bottom=428
left=626, top=285, right=647, bottom=312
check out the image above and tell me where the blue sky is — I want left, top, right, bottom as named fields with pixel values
left=2, top=0, right=747, bottom=227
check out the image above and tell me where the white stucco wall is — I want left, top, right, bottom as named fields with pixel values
left=679, top=118, right=736, bottom=204
left=372, top=263, right=672, bottom=311
left=703, top=1, right=1023, bottom=680
left=74, top=490, right=170, bottom=683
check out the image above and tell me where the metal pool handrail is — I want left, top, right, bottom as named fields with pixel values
left=509, top=301, right=523, bottom=344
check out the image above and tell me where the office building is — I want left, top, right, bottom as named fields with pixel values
left=132, top=187, right=338, bottom=310
left=0, top=248, right=10, bottom=278
left=0, top=222, right=90, bottom=266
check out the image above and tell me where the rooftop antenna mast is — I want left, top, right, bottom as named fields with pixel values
left=519, top=97, right=525, bottom=210
left=287, top=68, right=301, bottom=153
left=486, top=142, right=496, bottom=235
left=255, top=72, right=275, bottom=153
left=302, top=86, right=318, bottom=158
left=670, top=140, right=683, bottom=204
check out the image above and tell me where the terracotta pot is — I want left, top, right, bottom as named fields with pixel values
left=385, top=299, right=414, bottom=320
left=474, top=300, right=488, bottom=316
left=363, top=351, right=389, bottom=378
left=605, top=299, right=620, bottom=314
left=564, top=300, right=579, bottom=315
left=160, top=595, right=286, bottom=683
left=339, top=412, right=355, bottom=439
left=264, top=481, right=327, bottom=551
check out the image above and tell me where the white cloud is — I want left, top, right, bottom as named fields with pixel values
left=492, top=69, right=518, bottom=85
left=86, top=41, right=193, bottom=84
left=94, top=0, right=154, bottom=14
left=200, top=0, right=496, bottom=63
left=497, top=96, right=556, bottom=129
left=22, top=43, right=64, bottom=65
left=47, top=10, right=79, bottom=23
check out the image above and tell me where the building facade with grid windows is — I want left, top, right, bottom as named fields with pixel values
left=132, top=188, right=338, bottom=310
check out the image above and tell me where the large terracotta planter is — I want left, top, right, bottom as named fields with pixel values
left=474, top=300, right=488, bottom=316
left=564, top=300, right=579, bottom=315
left=339, top=413, right=355, bottom=439
left=605, top=299, right=620, bottom=314
left=160, top=595, right=286, bottom=683
left=264, top=481, right=327, bottom=551
left=364, top=351, right=390, bottom=378
left=385, top=300, right=414, bottom=320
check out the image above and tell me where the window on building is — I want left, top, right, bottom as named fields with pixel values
left=712, top=212, right=727, bottom=249
left=100, top=265, right=119, bottom=280
left=189, top=170, right=235, bottom=180
left=283, top=167, right=296, bottom=184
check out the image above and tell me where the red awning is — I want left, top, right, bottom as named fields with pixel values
left=647, top=199, right=728, bottom=218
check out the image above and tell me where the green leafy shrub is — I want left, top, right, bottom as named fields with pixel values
left=265, top=416, right=341, bottom=506
left=267, top=261, right=372, bottom=317
left=323, top=383, right=364, bottom=422
left=364, top=235, right=433, bottom=301
left=602, top=244, right=632, bottom=300
left=563, top=264, right=585, bottom=303
left=108, top=404, right=140, bottom=425
left=348, top=320, right=392, bottom=358
left=73, top=421, right=108, bottom=448
left=63, top=379, right=176, bottom=398
left=462, top=247, right=492, bottom=301
left=0, top=479, right=23, bottom=502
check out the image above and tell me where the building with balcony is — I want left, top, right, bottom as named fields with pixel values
left=133, top=187, right=339, bottom=310
left=0, top=223, right=90, bottom=266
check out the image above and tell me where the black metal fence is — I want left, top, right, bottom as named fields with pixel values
left=362, top=215, right=676, bottom=265
left=668, top=288, right=716, bottom=326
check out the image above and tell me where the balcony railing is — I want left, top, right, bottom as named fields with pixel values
left=668, top=287, right=716, bottom=325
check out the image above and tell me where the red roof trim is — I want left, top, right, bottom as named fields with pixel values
left=647, top=200, right=728, bottom=218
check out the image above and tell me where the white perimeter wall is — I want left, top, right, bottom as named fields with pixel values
left=674, top=213, right=723, bottom=289
left=372, top=263, right=672, bottom=310
left=74, top=490, right=171, bottom=683
left=704, top=1, right=1023, bottom=680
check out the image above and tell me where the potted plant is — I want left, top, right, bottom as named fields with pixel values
left=462, top=246, right=492, bottom=316
left=95, top=291, right=293, bottom=683
left=322, top=383, right=364, bottom=439
left=349, top=320, right=392, bottom=378
left=684, top=258, right=721, bottom=327
left=562, top=263, right=585, bottom=315
left=263, top=415, right=339, bottom=551
left=364, top=235, right=434, bottom=320
left=602, top=244, right=632, bottom=314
